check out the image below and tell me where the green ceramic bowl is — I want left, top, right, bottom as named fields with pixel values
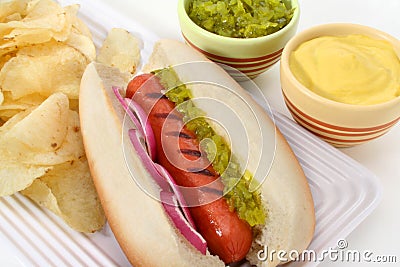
left=177, top=0, right=300, bottom=79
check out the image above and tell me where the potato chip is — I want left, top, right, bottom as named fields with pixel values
left=0, top=106, right=33, bottom=135
left=51, top=3, right=77, bottom=42
left=0, top=92, right=46, bottom=106
left=0, top=0, right=29, bottom=23
left=64, top=32, right=96, bottom=61
left=4, top=0, right=66, bottom=32
left=0, top=94, right=85, bottom=165
left=0, top=92, right=69, bottom=153
left=49, top=4, right=95, bottom=61
left=24, top=109, right=86, bottom=165
left=0, top=99, right=35, bottom=124
left=0, top=92, right=87, bottom=197
left=97, top=28, right=141, bottom=74
left=0, top=45, right=15, bottom=58
left=20, top=178, right=61, bottom=214
left=0, top=50, right=15, bottom=67
left=0, top=92, right=46, bottom=121
left=64, top=5, right=92, bottom=39
left=21, top=156, right=106, bottom=233
left=2, top=13, right=23, bottom=23
left=69, top=98, right=79, bottom=112
left=0, top=109, right=22, bottom=121
left=0, top=42, right=88, bottom=99
left=0, top=0, right=67, bottom=52
left=3, top=27, right=53, bottom=44
left=0, top=0, right=88, bottom=56
left=0, top=1, right=24, bottom=19
left=0, top=159, right=51, bottom=196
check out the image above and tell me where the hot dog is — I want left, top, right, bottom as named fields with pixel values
left=79, top=39, right=315, bottom=267
left=126, top=73, right=253, bottom=263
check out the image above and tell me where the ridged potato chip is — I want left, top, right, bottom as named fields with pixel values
left=0, top=92, right=46, bottom=109
left=0, top=109, right=28, bottom=124
left=0, top=93, right=85, bottom=166
left=65, top=31, right=96, bottom=62
left=25, top=108, right=86, bottom=165
left=0, top=92, right=46, bottom=120
left=0, top=42, right=88, bottom=100
left=3, top=27, right=54, bottom=46
left=1, top=0, right=67, bottom=44
left=0, top=107, right=33, bottom=134
left=69, top=99, right=79, bottom=112
left=22, top=156, right=106, bottom=233
left=0, top=160, right=51, bottom=196
left=0, top=0, right=95, bottom=60
left=1, top=93, right=69, bottom=153
left=20, top=178, right=61, bottom=214
left=0, top=54, right=13, bottom=70
left=69, top=8, right=93, bottom=39
left=0, top=0, right=29, bottom=22
left=97, top=28, right=141, bottom=74
left=0, top=93, right=85, bottom=196
left=59, top=4, right=95, bottom=61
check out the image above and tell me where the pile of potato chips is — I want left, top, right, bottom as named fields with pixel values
left=0, top=0, right=103, bottom=233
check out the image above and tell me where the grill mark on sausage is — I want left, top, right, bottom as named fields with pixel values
left=153, top=113, right=181, bottom=120
left=180, top=149, right=202, bottom=158
left=187, top=168, right=215, bottom=177
left=199, top=186, right=223, bottom=196
left=146, top=92, right=168, bottom=99
left=167, top=131, right=193, bottom=139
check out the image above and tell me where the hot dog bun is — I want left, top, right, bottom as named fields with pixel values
left=79, top=39, right=315, bottom=267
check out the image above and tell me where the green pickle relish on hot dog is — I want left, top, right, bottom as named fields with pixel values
left=188, top=0, right=294, bottom=38
left=155, top=68, right=266, bottom=226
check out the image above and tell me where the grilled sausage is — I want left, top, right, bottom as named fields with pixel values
left=126, top=73, right=253, bottom=263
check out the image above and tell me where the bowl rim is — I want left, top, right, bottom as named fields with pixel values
left=177, top=0, right=300, bottom=45
left=280, top=22, right=400, bottom=111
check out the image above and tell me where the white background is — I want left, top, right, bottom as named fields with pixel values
left=94, top=0, right=400, bottom=266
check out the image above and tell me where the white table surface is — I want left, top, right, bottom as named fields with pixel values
left=94, top=1, right=400, bottom=266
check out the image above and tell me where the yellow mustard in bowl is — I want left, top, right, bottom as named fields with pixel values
left=289, top=34, right=400, bottom=105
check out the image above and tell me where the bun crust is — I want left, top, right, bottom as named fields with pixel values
left=80, top=39, right=315, bottom=266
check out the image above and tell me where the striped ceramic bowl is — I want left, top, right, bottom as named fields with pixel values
left=177, top=0, right=300, bottom=79
left=280, top=23, right=400, bottom=147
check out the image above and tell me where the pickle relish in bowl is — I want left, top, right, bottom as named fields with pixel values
left=177, top=0, right=300, bottom=79
left=188, top=0, right=294, bottom=38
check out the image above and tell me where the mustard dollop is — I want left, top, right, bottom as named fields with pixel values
left=289, top=34, right=400, bottom=105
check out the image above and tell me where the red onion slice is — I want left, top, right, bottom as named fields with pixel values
left=154, top=163, right=197, bottom=229
left=128, top=129, right=169, bottom=191
left=120, top=88, right=208, bottom=255
left=129, top=130, right=200, bottom=230
left=160, top=191, right=207, bottom=255
left=128, top=129, right=195, bottom=226
left=112, top=86, right=156, bottom=160
left=112, top=87, right=142, bottom=133
left=125, top=97, right=156, bottom=161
